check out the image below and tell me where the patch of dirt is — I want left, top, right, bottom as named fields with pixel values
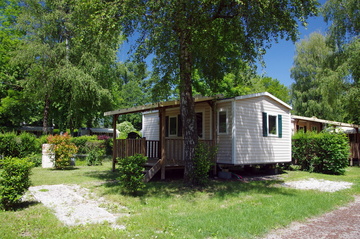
left=25, top=184, right=127, bottom=229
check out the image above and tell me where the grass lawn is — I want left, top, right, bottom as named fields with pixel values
left=1, top=161, right=360, bottom=239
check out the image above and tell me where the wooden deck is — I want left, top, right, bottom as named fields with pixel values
left=113, top=138, right=214, bottom=181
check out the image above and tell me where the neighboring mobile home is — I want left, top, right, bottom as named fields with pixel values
left=105, top=92, right=292, bottom=180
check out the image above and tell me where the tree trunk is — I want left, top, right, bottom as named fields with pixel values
left=179, top=30, right=198, bottom=184
left=43, top=95, right=50, bottom=135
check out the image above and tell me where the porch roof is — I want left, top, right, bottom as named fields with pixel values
left=104, top=96, right=217, bottom=116
left=292, top=115, right=360, bottom=129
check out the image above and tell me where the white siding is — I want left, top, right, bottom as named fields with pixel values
left=142, top=112, right=160, bottom=140
left=216, top=101, right=233, bottom=164
left=233, top=95, right=291, bottom=164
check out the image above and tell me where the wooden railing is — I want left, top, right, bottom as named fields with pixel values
left=114, top=138, right=214, bottom=166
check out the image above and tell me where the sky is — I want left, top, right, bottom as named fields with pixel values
left=258, top=12, right=328, bottom=87
left=117, top=1, right=329, bottom=88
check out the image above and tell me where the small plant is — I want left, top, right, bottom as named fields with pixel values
left=0, top=157, right=34, bottom=210
left=191, top=142, right=217, bottom=186
left=47, top=133, right=78, bottom=169
left=85, top=140, right=105, bottom=166
left=117, top=154, right=147, bottom=195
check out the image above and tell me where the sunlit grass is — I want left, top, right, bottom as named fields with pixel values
left=1, top=162, right=359, bottom=238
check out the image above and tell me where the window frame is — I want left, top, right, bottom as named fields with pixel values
left=267, top=114, right=278, bottom=137
left=218, top=110, right=228, bottom=134
left=168, top=116, right=177, bottom=137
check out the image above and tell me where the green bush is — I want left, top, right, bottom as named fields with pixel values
left=292, top=131, right=350, bottom=175
left=47, top=133, right=78, bottom=169
left=191, top=142, right=217, bottom=186
left=0, top=132, right=18, bottom=157
left=117, top=154, right=147, bottom=195
left=71, top=135, right=97, bottom=154
left=0, top=157, right=34, bottom=210
left=0, top=132, right=38, bottom=158
left=85, top=140, right=105, bottom=166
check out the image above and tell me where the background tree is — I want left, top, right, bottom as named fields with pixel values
left=119, top=0, right=318, bottom=184
left=290, top=32, right=346, bottom=121
left=323, top=0, right=360, bottom=124
left=0, top=0, right=42, bottom=130
left=12, top=0, right=123, bottom=133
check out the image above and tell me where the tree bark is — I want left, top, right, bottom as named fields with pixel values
left=43, top=95, right=50, bottom=135
left=179, top=30, right=198, bottom=184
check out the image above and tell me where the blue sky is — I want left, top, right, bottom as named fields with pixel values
left=258, top=12, right=328, bottom=87
left=118, top=1, right=328, bottom=88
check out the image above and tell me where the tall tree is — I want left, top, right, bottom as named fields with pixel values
left=12, top=0, right=122, bottom=133
left=119, top=0, right=318, bottom=184
left=322, top=0, right=360, bottom=123
left=290, top=32, right=347, bottom=120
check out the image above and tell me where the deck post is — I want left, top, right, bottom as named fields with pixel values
left=211, top=102, right=217, bottom=176
left=112, top=114, right=119, bottom=172
left=160, top=108, right=166, bottom=180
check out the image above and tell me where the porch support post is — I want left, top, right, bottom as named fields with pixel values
left=160, top=108, right=166, bottom=180
left=112, top=114, right=119, bottom=172
left=211, top=101, right=217, bottom=176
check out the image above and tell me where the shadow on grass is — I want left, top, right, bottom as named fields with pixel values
left=4, top=200, right=40, bottom=212
left=84, top=167, right=294, bottom=200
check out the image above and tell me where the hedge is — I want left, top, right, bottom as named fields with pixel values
left=292, top=131, right=350, bottom=175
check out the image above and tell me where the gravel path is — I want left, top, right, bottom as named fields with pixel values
left=263, top=195, right=360, bottom=239
left=27, top=184, right=127, bottom=229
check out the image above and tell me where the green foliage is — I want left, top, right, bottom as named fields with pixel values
left=70, top=135, right=97, bottom=154
left=291, top=32, right=346, bottom=121
left=191, top=142, right=217, bottom=186
left=117, top=154, right=147, bottom=195
left=0, top=132, right=38, bottom=158
left=117, top=121, right=139, bottom=139
left=47, top=133, right=78, bottom=169
left=0, top=157, right=34, bottom=210
left=292, top=131, right=350, bottom=175
left=85, top=140, right=105, bottom=166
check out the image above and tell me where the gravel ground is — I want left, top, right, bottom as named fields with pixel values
left=263, top=195, right=360, bottom=239
left=26, top=184, right=127, bottom=229
left=282, top=178, right=353, bottom=192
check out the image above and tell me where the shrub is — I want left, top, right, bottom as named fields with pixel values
left=117, top=154, right=147, bottom=195
left=292, top=131, right=350, bottom=175
left=97, top=135, right=113, bottom=155
left=0, top=132, right=38, bottom=158
left=191, top=142, right=217, bottom=186
left=71, top=135, right=97, bottom=154
left=0, top=132, right=18, bottom=157
left=17, top=132, right=38, bottom=157
left=47, top=133, right=78, bottom=169
left=0, top=157, right=34, bottom=210
left=85, top=140, right=105, bottom=166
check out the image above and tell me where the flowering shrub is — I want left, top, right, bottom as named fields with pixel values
left=47, top=133, right=78, bottom=169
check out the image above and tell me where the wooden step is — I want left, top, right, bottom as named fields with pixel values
left=144, top=158, right=163, bottom=182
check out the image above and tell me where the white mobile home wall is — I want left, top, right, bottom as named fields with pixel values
left=216, top=93, right=292, bottom=165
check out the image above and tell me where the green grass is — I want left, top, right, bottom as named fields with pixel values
left=1, top=162, right=360, bottom=239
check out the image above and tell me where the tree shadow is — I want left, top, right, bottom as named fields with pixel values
left=3, top=200, right=40, bottom=212
left=84, top=167, right=295, bottom=201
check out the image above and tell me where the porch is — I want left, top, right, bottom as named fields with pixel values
left=113, top=138, right=215, bottom=181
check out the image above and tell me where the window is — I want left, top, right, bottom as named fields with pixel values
left=263, top=112, right=282, bottom=138
left=169, top=116, right=177, bottom=136
left=311, top=126, right=318, bottom=132
left=268, top=115, right=277, bottom=135
left=218, top=111, right=227, bottom=134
